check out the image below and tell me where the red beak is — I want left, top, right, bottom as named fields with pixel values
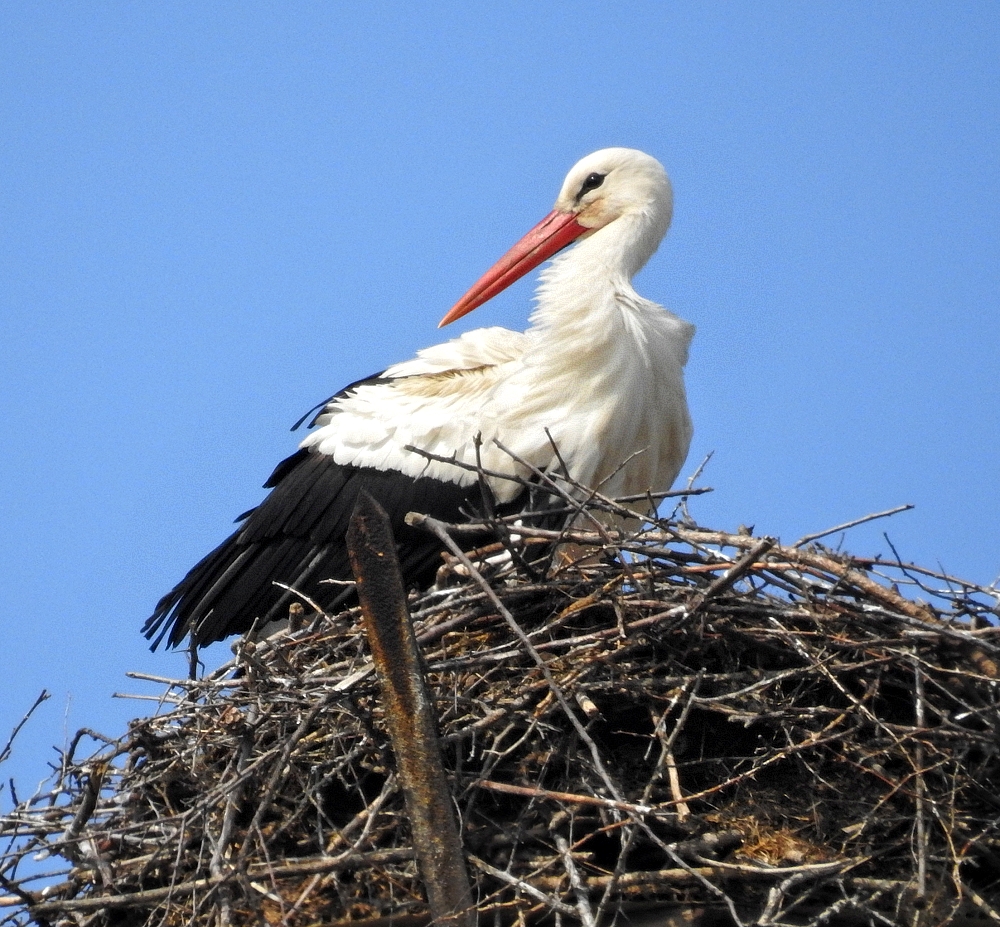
left=439, top=210, right=589, bottom=327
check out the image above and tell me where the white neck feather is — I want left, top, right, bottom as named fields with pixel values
left=527, top=205, right=675, bottom=356
left=513, top=192, right=694, bottom=497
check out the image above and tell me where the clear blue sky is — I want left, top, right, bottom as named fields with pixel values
left=2, top=5, right=998, bottom=800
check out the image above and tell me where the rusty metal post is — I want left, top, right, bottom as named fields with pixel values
left=347, top=491, right=476, bottom=927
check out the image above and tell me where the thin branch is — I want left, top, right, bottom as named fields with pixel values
left=793, top=504, right=914, bottom=548
left=0, top=691, right=49, bottom=766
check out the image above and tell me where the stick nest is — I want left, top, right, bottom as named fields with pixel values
left=2, top=494, right=999, bottom=926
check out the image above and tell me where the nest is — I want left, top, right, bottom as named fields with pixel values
left=2, top=489, right=999, bottom=927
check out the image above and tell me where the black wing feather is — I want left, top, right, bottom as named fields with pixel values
left=143, top=449, right=519, bottom=650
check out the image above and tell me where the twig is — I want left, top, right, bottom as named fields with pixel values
left=688, top=537, right=775, bottom=614
left=270, top=581, right=330, bottom=620
left=467, top=855, right=578, bottom=917
left=209, top=706, right=257, bottom=927
left=912, top=652, right=927, bottom=903
left=472, top=780, right=669, bottom=818
left=554, top=834, right=597, bottom=927
left=674, top=450, right=713, bottom=522
left=793, top=504, right=914, bottom=548
left=0, top=691, right=49, bottom=766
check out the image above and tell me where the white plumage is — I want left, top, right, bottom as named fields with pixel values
left=305, top=148, right=692, bottom=498
left=145, top=147, right=695, bottom=650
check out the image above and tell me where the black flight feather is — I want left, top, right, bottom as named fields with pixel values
left=143, top=448, right=533, bottom=650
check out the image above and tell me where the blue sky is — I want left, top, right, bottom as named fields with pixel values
left=2, top=5, right=998, bottom=800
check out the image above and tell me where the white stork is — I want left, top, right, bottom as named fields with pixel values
left=144, top=148, right=694, bottom=650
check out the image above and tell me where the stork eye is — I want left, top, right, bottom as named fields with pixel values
left=579, top=172, right=605, bottom=195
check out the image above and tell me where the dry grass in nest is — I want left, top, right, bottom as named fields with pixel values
left=1, top=486, right=998, bottom=926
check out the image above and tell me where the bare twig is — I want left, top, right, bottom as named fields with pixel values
left=0, top=691, right=49, bottom=766
left=554, top=833, right=597, bottom=927
left=793, top=504, right=914, bottom=548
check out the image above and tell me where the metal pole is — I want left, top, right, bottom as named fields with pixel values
left=347, top=491, right=476, bottom=927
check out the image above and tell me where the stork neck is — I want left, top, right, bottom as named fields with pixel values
left=583, top=209, right=663, bottom=277
left=529, top=211, right=663, bottom=332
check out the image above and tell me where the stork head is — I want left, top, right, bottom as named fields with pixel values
left=554, top=147, right=673, bottom=238
left=440, top=148, right=672, bottom=327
